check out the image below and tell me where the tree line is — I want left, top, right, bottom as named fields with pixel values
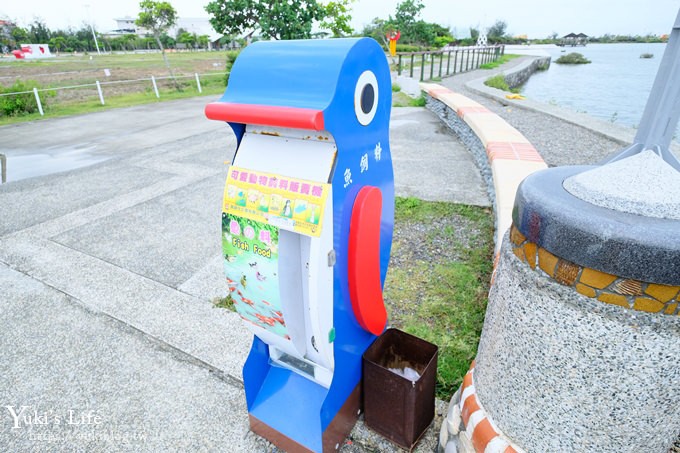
left=205, top=0, right=458, bottom=49
left=0, top=19, right=213, bottom=54
left=2, top=0, right=667, bottom=56
left=1, top=0, right=468, bottom=53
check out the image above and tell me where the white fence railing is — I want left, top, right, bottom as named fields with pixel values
left=0, top=72, right=225, bottom=115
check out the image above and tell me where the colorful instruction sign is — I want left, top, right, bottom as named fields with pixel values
left=224, top=166, right=330, bottom=237
left=222, top=212, right=289, bottom=339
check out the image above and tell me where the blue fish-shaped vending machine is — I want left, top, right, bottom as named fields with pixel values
left=206, top=38, right=394, bottom=452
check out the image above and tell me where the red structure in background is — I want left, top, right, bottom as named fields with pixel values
left=386, top=31, right=401, bottom=56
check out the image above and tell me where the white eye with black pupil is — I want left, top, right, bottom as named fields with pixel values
left=354, top=70, right=378, bottom=126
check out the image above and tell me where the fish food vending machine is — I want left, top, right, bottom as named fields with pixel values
left=205, top=38, right=394, bottom=452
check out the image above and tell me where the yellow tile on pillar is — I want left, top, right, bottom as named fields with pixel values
left=580, top=268, right=617, bottom=289
left=644, top=283, right=680, bottom=302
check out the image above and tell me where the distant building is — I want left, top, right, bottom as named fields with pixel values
left=559, top=32, right=588, bottom=47
left=0, top=19, right=15, bottom=31
left=104, top=16, right=220, bottom=46
left=105, top=17, right=147, bottom=37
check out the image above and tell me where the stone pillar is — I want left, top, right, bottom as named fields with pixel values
left=472, top=150, right=680, bottom=452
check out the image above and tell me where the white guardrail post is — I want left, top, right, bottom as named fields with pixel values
left=0, top=153, right=6, bottom=184
left=95, top=80, right=105, bottom=105
left=0, top=72, right=226, bottom=111
left=151, top=76, right=160, bottom=98
left=33, top=87, right=44, bottom=116
left=195, top=73, right=202, bottom=93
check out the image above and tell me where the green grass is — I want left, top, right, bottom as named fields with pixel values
left=0, top=77, right=225, bottom=125
left=479, top=53, right=520, bottom=70
left=0, top=50, right=231, bottom=73
left=209, top=195, right=494, bottom=401
left=484, top=74, right=520, bottom=93
left=385, top=197, right=494, bottom=399
left=213, top=294, right=236, bottom=311
left=392, top=92, right=426, bottom=107
left=555, top=52, right=591, bottom=64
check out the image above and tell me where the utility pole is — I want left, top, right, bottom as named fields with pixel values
left=84, top=4, right=101, bottom=55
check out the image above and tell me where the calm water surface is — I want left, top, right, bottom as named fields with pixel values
left=520, top=43, right=671, bottom=134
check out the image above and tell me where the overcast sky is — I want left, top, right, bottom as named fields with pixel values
left=1, top=0, right=678, bottom=39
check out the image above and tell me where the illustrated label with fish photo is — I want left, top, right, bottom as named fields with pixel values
left=222, top=212, right=289, bottom=339
left=223, top=166, right=330, bottom=237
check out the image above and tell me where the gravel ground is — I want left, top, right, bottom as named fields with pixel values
left=437, top=57, right=623, bottom=167
left=386, top=210, right=492, bottom=322
left=390, top=215, right=481, bottom=268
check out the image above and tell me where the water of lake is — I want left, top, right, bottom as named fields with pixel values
left=519, top=42, right=672, bottom=136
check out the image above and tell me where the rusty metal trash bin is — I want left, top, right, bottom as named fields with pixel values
left=362, top=328, right=438, bottom=450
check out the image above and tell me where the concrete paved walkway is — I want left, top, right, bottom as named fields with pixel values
left=0, top=97, right=486, bottom=451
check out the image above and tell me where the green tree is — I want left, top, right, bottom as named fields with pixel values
left=65, top=35, right=83, bottom=52
left=75, top=25, right=96, bottom=51
left=361, top=17, right=391, bottom=47
left=178, top=31, right=196, bottom=48
left=28, top=19, right=51, bottom=42
left=394, top=0, right=424, bottom=30
left=197, top=34, right=210, bottom=48
left=49, top=36, right=66, bottom=54
left=136, top=0, right=179, bottom=89
left=159, top=33, right=176, bottom=48
left=205, top=0, right=325, bottom=40
left=390, top=0, right=425, bottom=45
left=360, top=0, right=452, bottom=48
left=11, top=26, right=29, bottom=47
left=319, top=0, right=355, bottom=37
left=123, top=33, right=138, bottom=50
left=110, top=36, right=125, bottom=51
left=0, top=24, right=18, bottom=50
left=486, top=20, right=507, bottom=43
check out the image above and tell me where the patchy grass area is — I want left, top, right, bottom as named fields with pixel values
left=385, top=197, right=494, bottom=399
left=0, top=50, right=230, bottom=124
left=479, top=53, right=520, bottom=70
left=0, top=51, right=230, bottom=87
left=0, top=78, right=225, bottom=125
left=392, top=92, right=426, bottom=107
left=555, top=52, right=591, bottom=64
left=484, top=74, right=520, bottom=93
left=213, top=294, right=236, bottom=311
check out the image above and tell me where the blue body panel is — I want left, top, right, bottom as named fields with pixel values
left=218, top=38, right=394, bottom=452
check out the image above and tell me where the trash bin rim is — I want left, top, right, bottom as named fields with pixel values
left=362, top=328, right=439, bottom=378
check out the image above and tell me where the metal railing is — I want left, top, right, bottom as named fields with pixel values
left=0, top=72, right=225, bottom=116
left=396, top=45, right=505, bottom=81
